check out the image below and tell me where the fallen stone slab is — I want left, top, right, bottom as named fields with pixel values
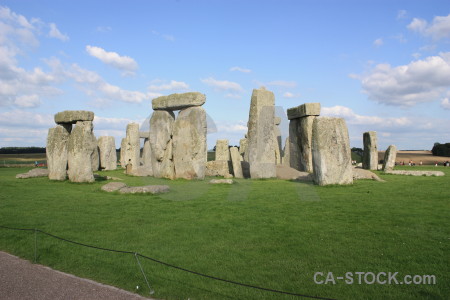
left=152, top=92, right=206, bottom=110
left=101, top=182, right=127, bottom=192
left=16, top=168, right=49, bottom=179
left=353, top=168, right=384, bottom=182
left=287, top=103, right=321, bottom=120
left=119, top=185, right=170, bottom=194
left=209, top=179, right=234, bottom=184
left=384, top=170, right=445, bottom=176
left=275, top=165, right=312, bottom=181
left=205, top=161, right=232, bottom=177
left=54, top=110, right=94, bottom=124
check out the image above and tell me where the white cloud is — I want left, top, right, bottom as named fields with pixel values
left=201, top=77, right=244, bottom=93
left=86, top=45, right=138, bottom=75
left=441, top=93, right=450, bottom=110
left=151, top=30, right=175, bottom=42
left=283, top=92, right=300, bottom=98
left=148, top=80, right=189, bottom=92
left=0, top=110, right=53, bottom=128
left=355, top=52, right=450, bottom=107
left=48, top=23, right=69, bottom=41
left=14, top=94, right=40, bottom=108
left=407, top=14, right=450, bottom=40
left=230, top=66, right=251, bottom=73
left=373, top=38, right=383, bottom=47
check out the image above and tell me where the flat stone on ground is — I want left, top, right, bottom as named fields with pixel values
left=119, top=185, right=170, bottom=194
left=353, top=168, right=384, bottom=181
left=209, top=179, right=234, bottom=184
left=101, top=182, right=127, bottom=192
left=384, top=170, right=445, bottom=176
left=275, top=165, right=312, bottom=181
left=54, top=110, right=94, bottom=124
left=152, top=92, right=206, bottom=110
left=16, top=168, right=49, bottom=179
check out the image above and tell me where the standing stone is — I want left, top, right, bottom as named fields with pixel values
left=246, top=87, right=276, bottom=178
left=274, top=118, right=282, bottom=165
left=150, top=110, right=175, bottom=179
left=142, top=138, right=152, bottom=167
left=215, top=139, right=230, bottom=161
left=239, top=138, right=247, bottom=160
left=297, top=116, right=315, bottom=172
left=311, top=117, right=353, bottom=186
left=363, top=131, right=378, bottom=170
left=91, top=137, right=99, bottom=172
left=98, top=136, right=117, bottom=170
left=67, top=121, right=96, bottom=183
left=46, top=125, right=70, bottom=180
left=229, top=147, right=243, bottom=178
left=382, top=145, right=397, bottom=171
left=120, top=138, right=127, bottom=168
left=288, top=119, right=301, bottom=170
left=172, top=106, right=207, bottom=179
left=282, top=137, right=290, bottom=166
left=124, top=123, right=140, bottom=173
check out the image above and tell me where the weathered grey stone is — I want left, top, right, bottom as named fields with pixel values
left=16, top=168, right=49, bottom=179
left=382, top=145, right=397, bottom=171
left=120, top=138, right=127, bottom=168
left=209, top=179, right=234, bottom=184
left=229, top=147, right=243, bottom=178
left=98, top=136, right=117, bottom=170
left=139, top=131, right=150, bottom=139
left=274, top=117, right=281, bottom=125
left=150, top=110, right=175, bottom=179
left=288, top=119, right=301, bottom=170
left=67, top=121, right=96, bottom=183
left=152, top=92, right=206, bottom=110
left=101, top=182, right=127, bottom=192
left=282, top=137, right=290, bottom=166
left=297, top=116, right=316, bottom=172
left=119, top=185, right=170, bottom=194
left=54, top=110, right=94, bottom=124
left=275, top=165, right=312, bottom=181
left=239, top=138, right=247, bottom=160
left=205, top=161, right=232, bottom=177
left=46, top=125, right=70, bottom=180
left=287, top=103, right=320, bottom=120
left=124, top=123, right=140, bottom=173
left=129, top=166, right=154, bottom=177
left=353, top=168, right=384, bottom=181
left=173, top=106, right=207, bottom=179
left=311, top=117, right=353, bottom=186
left=274, top=122, right=282, bottom=165
left=385, top=170, right=444, bottom=176
left=91, top=137, right=99, bottom=172
left=363, top=131, right=378, bottom=170
left=215, top=139, right=230, bottom=161
left=141, top=138, right=153, bottom=175
left=246, top=88, right=276, bottom=178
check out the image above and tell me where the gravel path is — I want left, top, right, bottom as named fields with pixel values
left=0, top=251, right=155, bottom=300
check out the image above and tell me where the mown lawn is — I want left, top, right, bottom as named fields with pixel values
left=0, top=166, right=448, bottom=299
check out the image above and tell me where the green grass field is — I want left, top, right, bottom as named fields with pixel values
left=0, top=166, right=448, bottom=299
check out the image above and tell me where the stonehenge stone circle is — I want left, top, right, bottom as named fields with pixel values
left=98, top=136, right=117, bottom=170
left=172, top=106, right=207, bottom=179
left=311, top=117, right=353, bottom=186
left=229, top=147, right=244, bottom=178
left=215, top=139, right=230, bottom=161
left=54, top=110, right=94, bottom=124
left=152, top=92, right=206, bottom=110
left=382, top=145, right=397, bottom=171
left=287, top=103, right=320, bottom=173
left=67, top=121, right=97, bottom=183
left=363, top=131, right=378, bottom=170
left=246, top=87, right=276, bottom=178
left=150, top=110, right=175, bottom=179
left=47, top=125, right=70, bottom=180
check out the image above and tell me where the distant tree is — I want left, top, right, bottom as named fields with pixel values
left=432, top=143, right=450, bottom=157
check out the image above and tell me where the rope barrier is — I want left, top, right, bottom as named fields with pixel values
left=0, top=224, right=336, bottom=300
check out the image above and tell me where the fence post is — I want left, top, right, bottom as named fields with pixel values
left=134, top=253, right=154, bottom=296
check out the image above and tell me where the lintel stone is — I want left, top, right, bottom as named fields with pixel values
left=54, top=110, right=94, bottom=124
left=287, top=103, right=320, bottom=120
left=152, top=92, right=206, bottom=110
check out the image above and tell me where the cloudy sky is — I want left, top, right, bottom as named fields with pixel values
left=0, top=0, right=449, bottom=150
